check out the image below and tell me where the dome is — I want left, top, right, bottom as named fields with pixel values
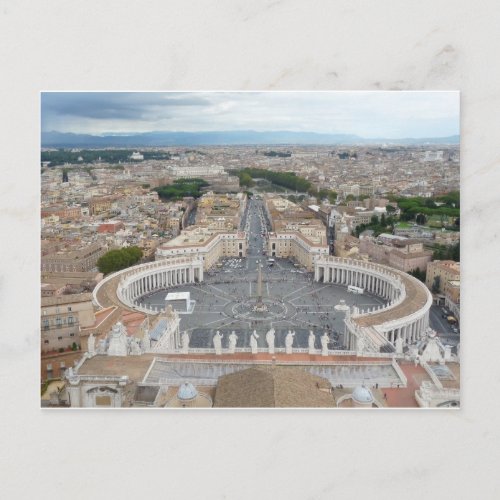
left=177, top=382, right=198, bottom=402
left=352, top=385, right=374, bottom=404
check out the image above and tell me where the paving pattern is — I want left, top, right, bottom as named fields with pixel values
left=140, top=258, right=386, bottom=348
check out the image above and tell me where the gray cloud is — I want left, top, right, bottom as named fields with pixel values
left=41, top=91, right=459, bottom=138
left=42, top=92, right=210, bottom=121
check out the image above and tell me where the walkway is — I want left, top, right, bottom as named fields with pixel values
left=383, top=362, right=432, bottom=407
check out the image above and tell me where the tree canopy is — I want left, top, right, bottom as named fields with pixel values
left=154, top=178, right=209, bottom=200
left=395, top=194, right=460, bottom=222
left=97, top=246, right=143, bottom=275
left=41, top=149, right=171, bottom=166
left=433, top=242, right=460, bottom=262
left=234, top=168, right=311, bottom=192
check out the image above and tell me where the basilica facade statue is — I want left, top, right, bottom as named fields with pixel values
left=213, top=331, right=223, bottom=355
left=228, top=331, right=238, bottom=353
left=308, top=331, right=316, bottom=354
left=285, top=330, right=295, bottom=354
left=250, top=330, right=259, bottom=354
left=266, top=328, right=275, bottom=354
left=321, top=332, right=329, bottom=356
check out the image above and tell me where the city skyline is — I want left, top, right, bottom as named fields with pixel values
left=41, top=91, right=460, bottom=139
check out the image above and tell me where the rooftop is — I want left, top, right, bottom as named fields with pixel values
left=214, top=365, right=335, bottom=408
left=41, top=292, right=93, bottom=307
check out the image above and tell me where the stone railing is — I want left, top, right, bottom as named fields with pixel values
left=149, top=356, right=396, bottom=367
left=420, top=361, right=444, bottom=389
left=165, top=347, right=391, bottom=358
left=391, top=358, right=408, bottom=386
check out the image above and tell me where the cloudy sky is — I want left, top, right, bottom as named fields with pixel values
left=41, top=91, right=459, bottom=138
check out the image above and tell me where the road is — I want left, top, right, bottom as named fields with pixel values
left=241, top=197, right=271, bottom=272
left=429, top=304, right=460, bottom=348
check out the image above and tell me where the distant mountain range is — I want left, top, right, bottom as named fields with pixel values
left=41, top=130, right=460, bottom=148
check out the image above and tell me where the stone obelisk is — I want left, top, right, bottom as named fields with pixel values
left=253, top=262, right=267, bottom=312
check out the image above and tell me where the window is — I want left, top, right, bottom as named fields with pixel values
left=68, top=306, right=72, bottom=312
left=70, top=333, right=75, bottom=337
left=68, top=316, right=74, bottom=325
left=44, top=340, right=49, bottom=344
left=57, top=336, right=62, bottom=340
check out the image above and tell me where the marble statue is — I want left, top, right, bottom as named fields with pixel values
left=87, top=333, right=96, bottom=356
left=107, top=322, right=128, bottom=357
left=181, top=331, right=190, bottom=354
left=97, top=339, right=107, bottom=355
left=213, top=330, right=223, bottom=355
left=250, top=330, right=259, bottom=354
left=228, top=331, right=238, bottom=354
left=266, top=328, right=275, bottom=354
left=129, top=338, right=142, bottom=355
left=321, top=332, right=329, bottom=356
left=285, top=330, right=295, bottom=354
left=395, top=334, right=403, bottom=354
left=308, top=331, right=316, bottom=354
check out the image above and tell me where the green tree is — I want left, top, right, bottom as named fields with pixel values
left=154, top=178, right=209, bottom=201
left=97, top=246, right=143, bottom=274
left=239, top=172, right=255, bottom=188
left=327, top=191, right=338, bottom=204
left=409, top=267, right=426, bottom=282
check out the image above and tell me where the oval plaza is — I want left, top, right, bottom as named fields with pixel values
left=79, top=196, right=457, bottom=409
left=93, top=194, right=432, bottom=354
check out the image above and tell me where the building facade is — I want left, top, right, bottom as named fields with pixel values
left=156, top=227, right=247, bottom=270
left=41, top=293, right=96, bottom=352
left=41, top=242, right=107, bottom=273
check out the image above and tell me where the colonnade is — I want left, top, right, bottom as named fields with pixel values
left=314, top=256, right=432, bottom=348
left=121, top=264, right=202, bottom=303
left=315, top=264, right=402, bottom=302
left=383, top=315, right=430, bottom=345
left=93, top=257, right=204, bottom=313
